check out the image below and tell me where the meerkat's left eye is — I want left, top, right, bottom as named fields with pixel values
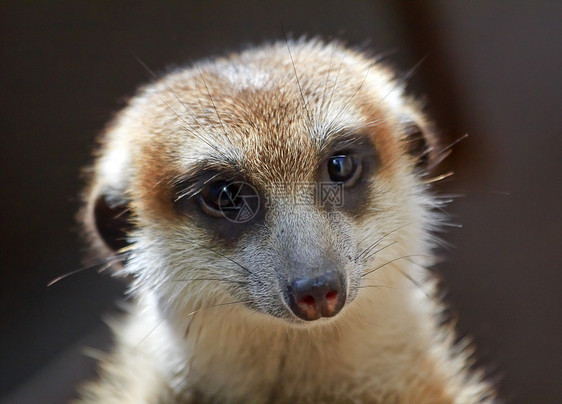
left=327, top=154, right=362, bottom=186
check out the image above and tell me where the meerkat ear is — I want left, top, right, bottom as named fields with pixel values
left=81, top=166, right=136, bottom=266
left=83, top=124, right=137, bottom=260
left=92, top=193, right=134, bottom=253
left=400, top=114, right=438, bottom=172
left=79, top=185, right=134, bottom=276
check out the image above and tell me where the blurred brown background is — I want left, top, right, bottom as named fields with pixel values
left=1, top=1, right=561, bottom=403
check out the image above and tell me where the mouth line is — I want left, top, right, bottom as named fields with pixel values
left=285, top=311, right=346, bottom=329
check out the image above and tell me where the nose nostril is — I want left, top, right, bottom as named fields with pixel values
left=289, top=272, right=346, bottom=321
left=299, top=295, right=316, bottom=307
left=325, top=290, right=338, bottom=301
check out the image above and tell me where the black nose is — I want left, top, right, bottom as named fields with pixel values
left=288, top=272, right=346, bottom=321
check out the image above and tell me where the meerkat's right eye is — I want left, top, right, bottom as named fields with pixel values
left=200, top=180, right=243, bottom=218
left=173, top=173, right=260, bottom=224
left=201, top=181, right=240, bottom=212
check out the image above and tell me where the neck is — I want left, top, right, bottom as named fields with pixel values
left=150, top=263, right=440, bottom=402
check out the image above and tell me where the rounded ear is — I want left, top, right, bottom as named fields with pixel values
left=92, top=193, right=134, bottom=253
left=402, top=119, right=431, bottom=168
left=81, top=118, right=137, bottom=264
left=399, top=113, right=439, bottom=172
left=80, top=181, right=135, bottom=268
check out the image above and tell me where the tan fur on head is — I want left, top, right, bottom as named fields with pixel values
left=76, top=39, right=495, bottom=403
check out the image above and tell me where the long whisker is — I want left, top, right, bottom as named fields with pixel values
left=395, top=267, right=434, bottom=300
left=140, top=299, right=251, bottom=347
left=200, top=245, right=253, bottom=276
left=375, top=55, right=428, bottom=111
left=170, top=235, right=254, bottom=277
left=47, top=251, right=132, bottom=286
left=185, top=300, right=252, bottom=319
left=132, top=54, right=230, bottom=160
left=438, top=133, right=469, bottom=156
left=136, top=312, right=170, bottom=346
left=174, top=172, right=223, bottom=201
left=362, top=254, right=426, bottom=277
left=319, top=41, right=337, bottom=114
left=357, top=284, right=396, bottom=290
left=428, top=134, right=469, bottom=171
left=194, top=63, right=230, bottom=139
left=367, top=289, right=424, bottom=346
left=325, top=49, right=348, bottom=118
left=361, top=240, right=398, bottom=262
left=280, top=27, right=312, bottom=125
left=163, top=277, right=248, bottom=285
left=328, top=62, right=373, bottom=131
left=423, top=171, right=454, bottom=185
left=356, top=222, right=416, bottom=261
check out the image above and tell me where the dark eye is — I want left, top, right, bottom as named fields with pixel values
left=201, top=180, right=242, bottom=216
left=199, top=180, right=260, bottom=223
left=327, top=154, right=362, bottom=186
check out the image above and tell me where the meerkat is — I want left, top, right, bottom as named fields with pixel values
left=75, top=39, right=495, bottom=403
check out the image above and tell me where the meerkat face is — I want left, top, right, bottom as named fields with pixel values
left=86, top=40, right=437, bottom=327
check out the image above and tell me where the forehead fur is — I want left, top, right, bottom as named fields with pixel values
left=105, top=40, right=407, bottom=206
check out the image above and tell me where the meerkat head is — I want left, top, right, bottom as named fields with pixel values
left=83, top=40, right=438, bottom=327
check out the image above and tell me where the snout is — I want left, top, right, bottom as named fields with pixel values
left=287, top=271, right=346, bottom=321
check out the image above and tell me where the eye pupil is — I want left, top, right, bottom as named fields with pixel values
left=199, top=179, right=260, bottom=222
left=209, top=181, right=240, bottom=208
left=328, top=155, right=354, bottom=182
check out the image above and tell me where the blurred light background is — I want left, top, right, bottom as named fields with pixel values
left=1, top=1, right=561, bottom=403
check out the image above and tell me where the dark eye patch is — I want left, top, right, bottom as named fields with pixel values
left=317, top=133, right=378, bottom=216
left=171, top=170, right=264, bottom=246
left=172, top=171, right=225, bottom=216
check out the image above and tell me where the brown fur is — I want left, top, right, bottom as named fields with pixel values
left=76, top=39, right=495, bottom=403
